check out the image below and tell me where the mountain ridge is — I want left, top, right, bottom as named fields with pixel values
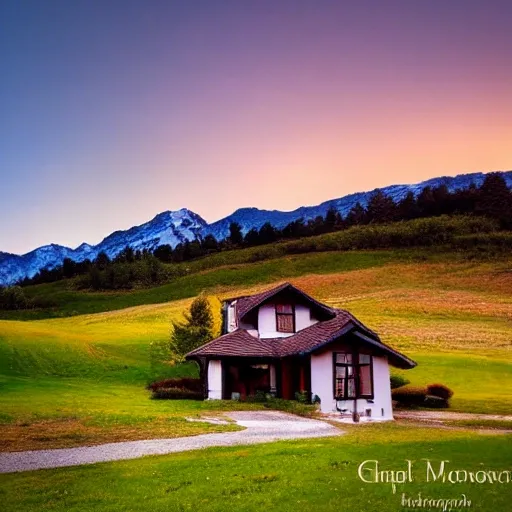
left=1, top=170, right=511, bottom=285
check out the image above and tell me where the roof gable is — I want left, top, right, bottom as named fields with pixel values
left=186, top=283, right=416, bottom=369
left=233, top=282, right=335, bottom=323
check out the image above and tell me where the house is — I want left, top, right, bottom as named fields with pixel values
left=186, top=282, right=416, bottom=419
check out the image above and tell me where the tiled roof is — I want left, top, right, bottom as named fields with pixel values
left=276, top=309, right=353, bottom=356
left=186, top=284, right=416, bottom=369
left=186, top=329, right=279, bottom=358
left=233, top=282, right=335, bottom=322
left=186, top=309, right=415, bottom=368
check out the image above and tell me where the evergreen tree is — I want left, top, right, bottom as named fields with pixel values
left=95, top=251, right=110, bottom=270
left=416, top=186, right=436, bottom=217
left=324, top=207, right=341, bottom=232
left=244, top=228, right=260, bottom=246
left=62, top=258, right=76, bottom=278
left=476, top=172, right=512, bottom=228
left=228, top=222, right=244, bottom=246
left=345, top=202, right=366, bottom=226
left=307, top=215, right=326, bottom=235
left=365, top=190, right=397, bottom=223
left=169, top=295, right=215, bottom=363
left=258, top=222, right=278, bottom=244
left=201, top=234, right=219, bottom=254
left=397, top=191, right=419, bottom=220
left=154, top=244, right=173, bottom=263
left=281, top=218, right=308, bottom=239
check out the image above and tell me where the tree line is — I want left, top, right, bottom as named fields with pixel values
left=9, top=172, right=512, bottom=292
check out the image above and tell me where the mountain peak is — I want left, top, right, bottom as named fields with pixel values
left=1, top=170, right=511, bottom=285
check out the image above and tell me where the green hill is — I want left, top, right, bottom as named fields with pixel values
left=0, top=240, right=511, bottom=452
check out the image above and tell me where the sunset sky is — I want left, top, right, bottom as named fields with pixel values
left=1, top=0, right=511, bottom=254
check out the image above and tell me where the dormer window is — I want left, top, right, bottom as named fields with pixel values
left=276, top=304, right=294, bottom=333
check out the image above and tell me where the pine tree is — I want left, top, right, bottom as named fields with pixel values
left=95, top=251, right=110, bottom=270
left=345, top=202, right=366, bottom=226
left=324, top=207, right=340, bottom=232
left=228, top=222, right=244, bottom=247
left=258, top=222, right=278, bottom=244
left=397, top=191, right=419, bottom=220
left=169, top=296, right=215, bottom=363
left=244, top=228, right=260, bottom=246
left=475, top=173, right=512, bottom=228
left=365, top=190, right=397, bottom=223
left=201, top=234, right=219, bottom=254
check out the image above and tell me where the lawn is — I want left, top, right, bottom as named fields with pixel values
left=1, top=423, right=511, bottom=511
left=0, top=251, right=511, bottom=450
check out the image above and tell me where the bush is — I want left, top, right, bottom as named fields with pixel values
left=0, top=286, right=32, bottom=310
left=426, top=383, right=454, bottom=400
left=295, top=390, right=310, bottom=403
left=151, top=387, right=203, bottom=400
left=245, top=390, right=270, bottom=403
left=424, top=395, right=449, bottom=408
left=148, top=377, right=202, bottom=393
left=390, top=375, right=410, bottom=389
left=392, top=385, right=428, bottom=407
left=263, top=397, right=317, bottom=417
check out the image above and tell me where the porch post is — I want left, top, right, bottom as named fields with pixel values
left=269, top=363, right=277, bottom=395
left=207, top=360, right=223, bottom=399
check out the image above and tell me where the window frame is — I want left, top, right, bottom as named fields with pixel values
left=275, top=303, right=295, bottom=333
left=333, top=351, right=374, bottom=400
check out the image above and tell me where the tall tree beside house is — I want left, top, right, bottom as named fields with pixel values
left=169, top=295, right=215, bottom=363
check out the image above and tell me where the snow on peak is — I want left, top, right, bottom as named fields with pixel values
left=1, top=170, right=511, bottom=285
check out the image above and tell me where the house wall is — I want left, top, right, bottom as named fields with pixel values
left=207, top=360, right=223, bottom=399
left=227, top=302, right=237, bottom=333
left=310, top=351, right=393, bottom=420
left=259, top=303, right=318, bottom=338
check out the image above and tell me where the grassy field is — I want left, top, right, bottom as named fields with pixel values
left=0, top=249, right=511, bottom=451
left=1, top=423, right=511, bottom=511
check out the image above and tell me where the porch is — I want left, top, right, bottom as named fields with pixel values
left=206, top=357, right=311, bottom=401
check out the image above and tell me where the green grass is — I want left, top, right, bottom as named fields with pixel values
left=443, top=419, right=512, bottom=430
left=0, top=249, right=511, bottom=450
left=1, top=424, right=511, bottom=511
left=2, top=249, right=402, bottom=320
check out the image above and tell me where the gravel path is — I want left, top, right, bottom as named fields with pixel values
left=0, top=411, right=341, bottom=474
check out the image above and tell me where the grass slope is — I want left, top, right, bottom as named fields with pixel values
left=0, top=250, right=511, bottom=451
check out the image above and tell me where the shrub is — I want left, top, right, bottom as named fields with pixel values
left=390, top=375, right=410, bottom=389
left=0, top=286, right=32, bottom=310
left=263, top=397, right=317, bottom=417
left=427, top=383, right=454, bottom=400
left=424, top=395, right=449, bottom=408
left=151, top=387, right=203, bottom=400
left=148, top=377, right=202, bottom=393
left=295, top=390, right=310, bottom=404
left=245, top=390, right=269, bottom=403
left=392, top=385, right=428, bottom=407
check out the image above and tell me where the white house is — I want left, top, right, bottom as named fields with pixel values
left=187, top=282, right=416, bottom=420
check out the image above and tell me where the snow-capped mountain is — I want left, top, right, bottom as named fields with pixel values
left=0, top=209, right=207, bottom=285
left=203, top=171, right=512, bottom=240
left=1, top=171, right=511, bottom=285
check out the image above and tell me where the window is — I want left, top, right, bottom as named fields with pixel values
left=333, top=352, right=373, bottom=399
left=276, top=304, right=294, bottom=333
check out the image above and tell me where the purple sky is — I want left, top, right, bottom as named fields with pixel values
left=1, top=0, right=511, bottom=254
